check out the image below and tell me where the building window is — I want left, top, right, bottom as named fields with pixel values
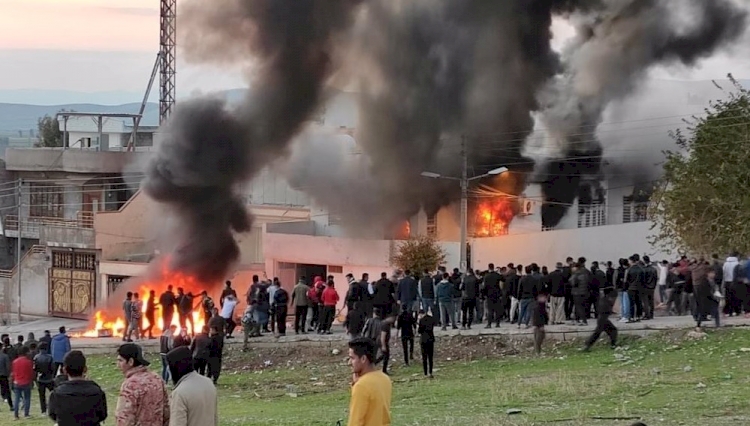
left=426, top=213, right=437, bottom=237
left=29, top=183, right=64, bottom=218
left=328, top=212, right=342, bottom=226
left=577, top=202, right=607, bottom=228
left=328, top=265, right=343, bottom=274
left=623, top=196, right=650, bottom=223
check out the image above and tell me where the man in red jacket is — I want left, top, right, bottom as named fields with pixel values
left=320, top=279, right=340, bottom=335
left=11, top=345, right=34, bottom=419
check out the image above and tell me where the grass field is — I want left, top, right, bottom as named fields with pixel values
left=1, top=328, right=750, bottom=425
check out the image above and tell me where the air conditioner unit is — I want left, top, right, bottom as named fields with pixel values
left=519, top=199, right=533, bottom=216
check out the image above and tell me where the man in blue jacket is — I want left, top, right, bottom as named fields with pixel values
left=50, top=326, right=71, bottom=375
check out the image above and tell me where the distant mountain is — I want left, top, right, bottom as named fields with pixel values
left=0, top=89, right=148, bottom=106
left=0, top=102, right=160, bottom=133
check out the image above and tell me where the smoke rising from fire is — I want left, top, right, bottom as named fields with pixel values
left=142, top=0, right=364, bottom=282
left=284, top=0, right=747, bottom=231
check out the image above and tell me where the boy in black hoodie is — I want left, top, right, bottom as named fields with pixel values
left=396, top=306, right=417, bottom=366
left=48, top=350, right=107, bottom=426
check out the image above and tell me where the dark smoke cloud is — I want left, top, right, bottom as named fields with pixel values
left=143, top=0, right=363, bottom=282
left=537, top=0, right=748, bottom=227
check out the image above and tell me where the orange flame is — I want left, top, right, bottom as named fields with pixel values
left=74, top=264, right=216, bottom=338
left=474, top=197, right=515, bottom=237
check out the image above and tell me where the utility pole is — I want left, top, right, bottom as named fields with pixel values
left=16, top=179, right=22, bottom=322
left=459, top=135, right=468, bottom=272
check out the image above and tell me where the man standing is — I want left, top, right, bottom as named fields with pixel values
left=460, top=269, right=479, bottom=329
left=419, top=269, right=436, bottom=317
left=206, top=327, right=224, bottom=385
left=483, top=264, right=502, bottom=328
left=320, top=279, right=340, bottom=334
left=166, top=346, right=218, bottom=426
left=267, top=278, right=280, bottom=333
left=272, top=284, right=289, bottom=337
left=128, top=293, right=143, bottom=341
left=570, top=263, right=590, bottom=326
left=723, top=253, right=741, bottom=316
left=508, top=265, right=522, bottom=324
left=641, top=256, right=658, bottom=320
left=48, top=350, right=107, bottom=426
left=176, top=288, right=195, bottom=335
left=345, top=273, right=360, bottom=313
left=200, top=291, right=215, bottom=324
left=396, top=306, right=416, bottom=366
left=122, top=292, right=133, bottom=342
left=657, top=260, right=670, bottom=306
left=547, top=263, right=566, bottom=325
left=347, top=337, right=392, bottom=426
left=626, top=255, right=645, bottom=322
left=51, top=326, right=71, bottom=376
left=417, top=310, right=437, bottom=378
left=190, top=326, right=211, bottom=376
left=144, top=290, right=157, bottom=339
left=397, top=270, right=419, bottom=317
left=359, top=273, right=374, bottom=319
left=377, top=315, right=396, bottom=375
left=450, top=268, right=462, bottom=326
left=529, top=294, right=548, bottom=355
left=159, top=325, right=176, bottom=383
left=436, top=273, right=456, bottom=330
left=291, top=277, right=310, bottom=334
left=562, top=257, right=574, bottom=320
left=590, top=262, right=606, bottom=319
left=373, top=272, right=395, bottom=318
left=11, top=345, right=34, bottom=419
left=115, top=343, right=169, bottom=426
left=159, top=286, right=177, bottom=330
left=0, top=345, right=11, bottom=411
left=517, top=265, right=541, bottom=328
left=33, top=342, right=55, bottom=415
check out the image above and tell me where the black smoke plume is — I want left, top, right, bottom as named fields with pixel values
left=143, top=0, right=363, bottom=282
left=538, top=0, right=748, bottom=227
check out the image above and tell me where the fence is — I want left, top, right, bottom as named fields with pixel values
left=0, top=245, right=47, bottom=324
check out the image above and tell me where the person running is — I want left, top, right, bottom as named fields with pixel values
left=48, top=350, right=107, bottom=426
left=377, top=315, right=396, bottom=375
left=11, top=345, right=34, bottom=419
left=33, top=341, right=56, bottom=415
left=396, top=306, right=416, bottom=366
left=220, top=294, right=238, bottom=338
left=115, top=343, right=169, bottom=426
left=417, top=310, right=437, bottom=378
left=166, top=346, right=218, bottom=426
left=583, top=288, right=619, bottom=351
left=347, top=337, right=392, bottom=426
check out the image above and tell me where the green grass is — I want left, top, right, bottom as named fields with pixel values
left=3, top=329, right=750, bottom=425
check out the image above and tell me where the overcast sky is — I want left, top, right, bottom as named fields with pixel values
left=1, top=0, right=748, bottom=103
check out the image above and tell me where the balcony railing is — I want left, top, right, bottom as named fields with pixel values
left=5, top=212, right=94, bottom=232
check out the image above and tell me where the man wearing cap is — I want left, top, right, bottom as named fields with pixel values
left=167, top=346, right=218, bottom=426
left=115, top=343, right=169, bottom=426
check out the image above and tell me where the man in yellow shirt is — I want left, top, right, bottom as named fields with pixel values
left=347, top=337, right=392, bottom=426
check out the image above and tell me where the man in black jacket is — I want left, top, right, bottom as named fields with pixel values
left=562, top=257, right=574, bottom=320
left=33, top=342, right=56, bottom=415
left=583, top=288, right=618, bottom=351
left=642, top=256, right=658, bottom=320
left=419, top=269, right=436, bottom=317
left=547, top=263, right=567, bottom=324
left=190, top=326, right=211, bottom=376
left=571, top=263, right=591, bottom=326
left=373, top=273, right=395, bottom=318
left=158, top=286, right=176, bottom=332
left=506, top=265, right=521, bottom=323
left=517, top=264, right=542, bottom=328
left=483, top=264, right=503, bottom=328
left=626, top=255, right=645, bottom=322
left=397, top=270, right=419, bottom=318
left=590, top=262, right=606, bottom=319
left=358, top=273, right=373, bottom=319
left=460, top=269, right=480, bottom=329
left=48, top=350, right=107, bottom=426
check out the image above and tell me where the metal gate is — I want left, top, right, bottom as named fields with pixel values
left=48, top=250, right=97, bottom=319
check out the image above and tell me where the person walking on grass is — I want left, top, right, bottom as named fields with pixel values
left=51, top=326, right=71, bottom=376
left=33, top=341, right=55, bottom=415
left=11, top=345, right=33, bottom=419
left=529, top=293, right=548, bottom=355
left=48, top=350, right=108, bottom=426
left=582, top=288, right=619, bottom=352
left=0, top=345, right=12, bottom=412
left=417, top=310, right=437, bottom=378
left=167, top=346, right=218, bottom=426
left=347, top=337, right=392, bottom=426
left=115, top=343, right=169, bottom=426
left=396, top=305, right=416, bottom=366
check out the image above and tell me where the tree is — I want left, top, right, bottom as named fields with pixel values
left=390, top=235, right=446, bottom=276
left=649, top=76, right=750, bottom=256
left=36, top=114, right=63, bottom=147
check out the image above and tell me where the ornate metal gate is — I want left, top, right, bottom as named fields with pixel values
left=48, top=250, right=97, bottom=319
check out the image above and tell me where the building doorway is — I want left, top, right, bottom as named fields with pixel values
left=297, top=264, right=327, bottom=285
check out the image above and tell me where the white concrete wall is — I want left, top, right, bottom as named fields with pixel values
left=99, top=261, right=148, bottom=306
left=469, top=221, right=669, bottom=271
left=9, top=251, right=49, bottom=317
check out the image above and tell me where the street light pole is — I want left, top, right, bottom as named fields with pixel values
left=459, top=135, right=468, bottom=272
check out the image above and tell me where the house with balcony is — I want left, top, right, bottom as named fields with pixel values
left=0, top=145, right=149, bottom=319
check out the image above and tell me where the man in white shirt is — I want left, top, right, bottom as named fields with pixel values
left=657, top=260, right=669, bottom=305
left=220, top=295, right=238, bottom=338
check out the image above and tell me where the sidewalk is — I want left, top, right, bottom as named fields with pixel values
left=54, top=314, right=750, bottom=355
